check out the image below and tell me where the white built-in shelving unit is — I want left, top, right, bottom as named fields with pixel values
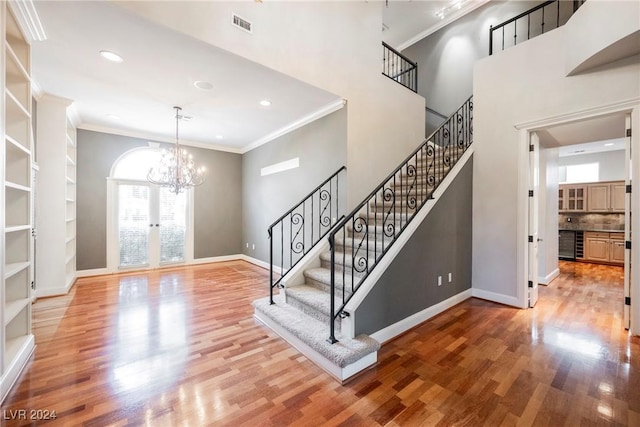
left=1, top=2, right=35, bottom=402
left=35, top=94, right=77, bottom=298
left=65, top=115, right=77, bottom=290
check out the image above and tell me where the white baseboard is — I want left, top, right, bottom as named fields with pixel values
left=76, top=267, right=110, bottom=278
left=370, top=289, right=472, bottom=344
left=191, top=254, right=244, bottom=265
left=471, top=288, right=523, bottom=308
left=538, top=268, right=560, bottom=285
left=240, top=255, right=284, bottom=275
left=0, top=335, right=35, bottom=403
left=253, top=311, right=376, bottom=383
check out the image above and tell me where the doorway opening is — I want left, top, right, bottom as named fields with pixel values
left=106, top=147, right=194, bottom=272
left=521, top=110, right=633, bottom=330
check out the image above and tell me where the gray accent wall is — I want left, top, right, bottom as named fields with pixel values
left=76, top=129, right=241, bottom=270
left=354, top=157, right=473, bottom=335
left=242, top=108, right=347, bottom=263
left=403, top=1, right=543, bottom=134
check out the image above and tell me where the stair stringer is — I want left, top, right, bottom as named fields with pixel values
left=339, top=147, right=474, bottom=340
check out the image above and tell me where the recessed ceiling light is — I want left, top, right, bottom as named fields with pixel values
left=99, top=50, right=123, bottom=63
left=260, top=99, right=272, bottom=107
left=194, top=81, right=214, bottom=91
left=604, top=142, right=614, bottom=147
left=216, top=135, right=223, bottom=140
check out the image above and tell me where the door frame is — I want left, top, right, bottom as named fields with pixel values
left=106, top=177, right=195, bottom=273
left=515, top=100, right=639, bottom=334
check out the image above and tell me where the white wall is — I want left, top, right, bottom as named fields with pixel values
left=558, top=149, right=626, bottom=182
left=473, top=0, right=640, bottom=307
left=118, top=1, right=425, bottom=208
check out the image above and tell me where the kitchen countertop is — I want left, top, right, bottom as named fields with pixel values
left=559, top=228, right=624, bottom=233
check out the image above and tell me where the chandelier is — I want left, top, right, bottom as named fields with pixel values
left=148, top=106, right=206, bottom=194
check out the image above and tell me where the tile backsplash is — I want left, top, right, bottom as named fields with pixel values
left=559, top=213, right=624, bottom=231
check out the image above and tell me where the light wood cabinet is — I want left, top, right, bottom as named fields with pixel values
left=610, top=183, right=626, bottom=212
left=610, top=233, right=625, bottom=264
left=2, top=2, right=35, bottom=402
left=586, top=181, right=626, bottom=212
left=558, top=184, right=587, bottom=212
left=560, top=181, right=626, bottom=213
left=584, top=232, right=625, bottom=265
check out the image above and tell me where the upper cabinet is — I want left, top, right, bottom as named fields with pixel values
left=558, top=184, right=587, bottom=212
left=586, top=182, right=625, bottom=213
left=559, top=181, right=625, bottom=213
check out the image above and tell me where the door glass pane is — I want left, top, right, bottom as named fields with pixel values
left=159, top=188, right=186, bottom=263
left=119, top=185, right=150, bottom=267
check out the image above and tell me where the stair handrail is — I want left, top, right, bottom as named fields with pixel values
left=327, top=96, right=473, bottom=343
left=489, top=0, right=586, bottom=55
left=382, top=41, right=418, bottom=93
left=268, top=166, right=347, bottom=305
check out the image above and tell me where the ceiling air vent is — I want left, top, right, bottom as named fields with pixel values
left=232, top=13, right=252, bottom=33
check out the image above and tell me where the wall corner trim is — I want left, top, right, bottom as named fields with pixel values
left=471, top=288, right=522, bottom=308
left=8, top=0, right=47, bottom=41
left=538, top=268, right=560, bottom=285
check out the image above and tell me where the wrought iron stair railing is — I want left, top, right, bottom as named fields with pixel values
left=382, top=42, right=418, bottom=93
left=327, top=96, right=473, bottom=343
left=489, top=0, right=586, bottom=55
left=268, top=166, right=346, bottom=304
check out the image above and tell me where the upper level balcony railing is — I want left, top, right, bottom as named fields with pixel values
left=382, top=41, right=418, bottom=92
left=489, top=0, right=587, bottom=55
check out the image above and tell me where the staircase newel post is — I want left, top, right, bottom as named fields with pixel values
left=328, top=233, right=338, bottom=344
left=268, top=227, right=274, bottom=305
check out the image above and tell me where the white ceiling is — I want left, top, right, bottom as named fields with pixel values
left=535, top=113, right=627, bottom=157
left=31, top=1, right=341, bottom=153
left=29, top=1, right=488, bottom=153
left=382, top=0, right=489, bottom=49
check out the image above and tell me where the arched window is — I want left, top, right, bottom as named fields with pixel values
left=107, top=147, right=193, bottom=271
left=110, top=147, right=162, bottom=180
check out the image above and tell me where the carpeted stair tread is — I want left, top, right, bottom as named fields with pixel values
left=284, top=284, right=348, bottom=326
left=304, top=267, right=359, bottom=289
left=253, top=295, right=380, bottom=368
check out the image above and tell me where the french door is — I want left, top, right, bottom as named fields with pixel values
left=115, top=181, right=188, bottom=269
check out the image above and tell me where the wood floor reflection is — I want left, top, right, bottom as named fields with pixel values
left=3, top=260, right=638, bottom=426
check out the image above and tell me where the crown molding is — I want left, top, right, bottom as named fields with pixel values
left=241, top=98, right=346, bottom=154
left=76, top=124, right=244, bottom=154
left=8, top=0, right=47, bottom=42
left=396, top=0, right=490, bottom=51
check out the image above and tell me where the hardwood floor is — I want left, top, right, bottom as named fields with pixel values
left=2, top=260, right=638, bottom=426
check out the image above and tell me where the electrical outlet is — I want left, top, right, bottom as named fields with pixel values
left=437, top=276, right=442, bottom=286
left=448, top=273, right=452, bottom=282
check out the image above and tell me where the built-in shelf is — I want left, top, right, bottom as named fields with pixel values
left=4, top=262, right=30, bottom=279
left=5, top=180, right=30, bottom=192
left=5, top=225, right=30, bottom=233
left=3, top=1, right=35, bottom=399
left=66, top=134, right=75, bottom=147
left=4, top=298, right=29, bottom=326
left=5, top=44, right=29, bottom=82
left=6, top=134, right=30, bottom=155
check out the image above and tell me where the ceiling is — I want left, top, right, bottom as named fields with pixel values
left=30, top=1, right=487, bottom=153
left=381, top=0, right=489, bottom=49
left=31, top=1, right=341, bottom=153
left=535, top=113, right=627, bottom=157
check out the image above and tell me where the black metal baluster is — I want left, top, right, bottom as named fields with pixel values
left=514, top=20, right=517, bottom=47
left=269, top=227, right=274, bottom=304
left=556, top=0, right=560, bottom=30
left=311, top=190, right=314, bottom=246
left=302, top=203, right=305, bottom=257
left=528, top=14, right=530, bottom=40
left=328, top=234, right=336, bottom=344
left=502, top=26, right=505, bottom=51
left=542, top=6, right=545, bottom=33
left=280, top=224, right=283, bottom=285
